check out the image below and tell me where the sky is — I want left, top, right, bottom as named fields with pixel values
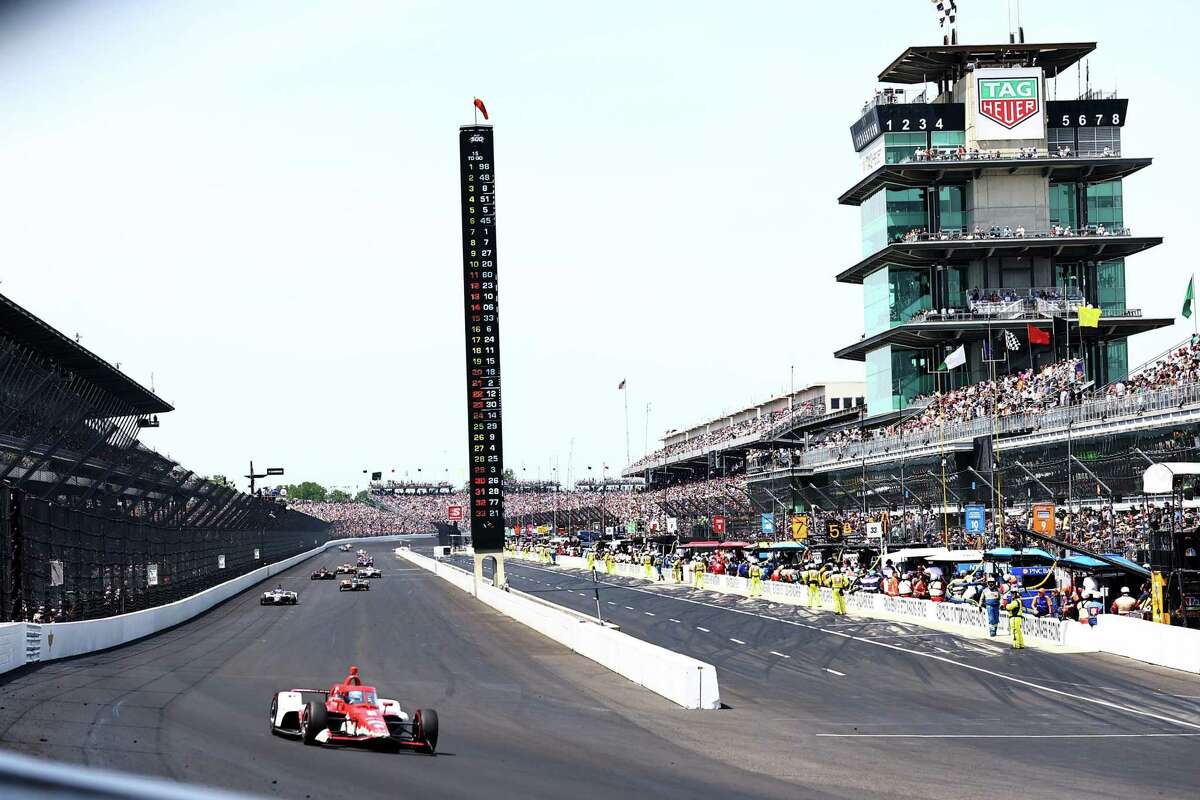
left=0, top=0, right=1195, bottom=492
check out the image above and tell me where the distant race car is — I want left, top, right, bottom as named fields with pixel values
left=261, top=586, right=299, bottom=605
left=357, top=556, right=375, bottom=568
left=340, top=577, right=371, bottom=592
left=339, top=543, right=353, bottom=552
left=357, top=566, right=382, bottom=579
left=335, top=563, right=356, bottom=574
left=270, top=666, right=438, bottom=754
left=310, top=567, right=336, bottom=580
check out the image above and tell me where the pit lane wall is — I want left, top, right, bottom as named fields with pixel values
left=1, top=535, right=418, bottom=675
left=525, top=553, right=1200, bottom=675
left=397, top=549, right=721, bottom=711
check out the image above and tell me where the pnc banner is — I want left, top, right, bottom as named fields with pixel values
left=974, top=67, right=1045, bottom=141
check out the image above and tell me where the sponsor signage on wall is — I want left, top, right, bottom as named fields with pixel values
left=974, top=68, right=1045, bottom=140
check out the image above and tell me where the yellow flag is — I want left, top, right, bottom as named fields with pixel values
left=1078, top=305, right=1101, bottom=328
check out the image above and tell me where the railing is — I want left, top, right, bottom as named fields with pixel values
left=900, top=147, right=1120, bottom=164
left=911, top=305, right=1140, bottom=324
left=798, top=382, right=1200, bottom=468
left=896, top=225, right=1132, bottom=244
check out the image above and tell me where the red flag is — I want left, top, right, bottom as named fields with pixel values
left=473, top=97, right=489, bottom=120
left=1027, top=324, right=1051, bottom=346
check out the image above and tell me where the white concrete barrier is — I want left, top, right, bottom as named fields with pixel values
left=401, top=550, right=720, bottom=710
left=1072, top=613, right=1200, bottom=674
left=3, top=535, right=418, bottom=675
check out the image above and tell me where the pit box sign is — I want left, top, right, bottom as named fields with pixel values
left=712, top=514, right=726, bottom=535
left=865, top=522, right=883, bottom=539
left=760, top=513, right=775, bottom=535
left=791, top=514, right=808, bottom=541
left=965, top=504, right=986, bottom=534
left=147, top=563, right=158, bottom=587
left=447, top=505, right=464, bottom=522
left=1031, top=502, right=1056, bottom=535
left=974, top=67, right=1045, bottom=141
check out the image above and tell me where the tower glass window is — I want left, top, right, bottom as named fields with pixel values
left=1096, top=259, right=1127, bottom=315
left=938, top=186, right=966, bottom=233
left=884, top=132, right=928, bottom=164
left=866, top=344, right=934, bottom=414
left=860, top=188, right=927, bottom=255
left=1086, top=180, right=1124, bottom=229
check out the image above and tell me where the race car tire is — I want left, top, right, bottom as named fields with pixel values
left=301, top=702, right=327, bottom=746
left=269, top=695, right=281, bottom=735
left=415, top=709, right=438, bottom=754
left=260, top=598, right=269, bottom=605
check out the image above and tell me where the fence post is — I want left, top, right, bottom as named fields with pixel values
left=7, top=489, right=23, bottom=622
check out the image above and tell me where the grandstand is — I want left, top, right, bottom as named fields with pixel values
left=623, top=381, right=865, bottom=479
left=612, top=36, right=1198, bottom=568
left=0, top=292, right=328, bottom=623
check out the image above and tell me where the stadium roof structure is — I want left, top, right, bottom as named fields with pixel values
left=836, top=235, right=1163, bottom=285
left=834, top=313, right=1173, bottom=362
left=838, top=156, right=1152, bottom=207
left=0, top=292, right=173, bottom=415
left=878, top=42, right=1096, bottom=85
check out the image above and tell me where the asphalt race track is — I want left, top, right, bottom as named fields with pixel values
left=0, top=542, right=799, bottom=800
left=1, top=541, right=1198, bottom=799
left=452, top=554, right=1200, bottom=799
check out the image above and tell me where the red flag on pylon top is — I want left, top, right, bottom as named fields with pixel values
left=473, top=97, right=489, bottom=120
left=1027, top=324, right=1051, bottom=346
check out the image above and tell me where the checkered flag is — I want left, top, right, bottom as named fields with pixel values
left=1004, top=330, right=1021, bottom=351
left=932, top=0, right=957, bottom=27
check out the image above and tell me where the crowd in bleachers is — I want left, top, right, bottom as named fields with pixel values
left=1107, top=340, right=1200, bottom=397
left=626, top=401, right=821, bottom=471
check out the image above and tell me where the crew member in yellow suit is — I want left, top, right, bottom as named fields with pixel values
left=672, top=557, right=684, bottom=584
left=643, top=553, right=653, bottom=579
left=604, top=552, right=615, bottom=575
left=692, top=557, right=706, bottom=589
left=586, top=550, right=596, bottom=572
left=805, top=563, right=821, bottom=609
left=829, top=567, right=849, bottom=615
left=1006, top=592, right=1026, bottom=649
left=749, top=561, right=763, bottom=597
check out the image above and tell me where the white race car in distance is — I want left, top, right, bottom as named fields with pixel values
left=261, top=586, right=299, bottom=605
left=357, top=566, right=382, bottom=579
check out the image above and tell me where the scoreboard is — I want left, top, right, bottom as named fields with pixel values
left=458, top=125, right=505, bottom=554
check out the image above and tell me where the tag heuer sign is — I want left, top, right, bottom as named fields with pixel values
left=974, top=68, right=1044, bottom=140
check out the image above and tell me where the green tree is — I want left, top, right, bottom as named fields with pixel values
left=286, top=481, right=327, bottom=501
left=502, top=468, right=515, bottom=481
left=354, top=490, right=370, bottom=503
left=329, top=489, right=351, bottom=502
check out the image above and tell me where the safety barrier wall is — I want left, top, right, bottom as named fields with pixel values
left=1071, top=614, right=1200, bottom=674
left=0, top=535, right=415, bottom=676
left=400, top=550, right=720, bottom=710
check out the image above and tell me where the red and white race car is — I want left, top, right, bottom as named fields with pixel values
left=270, top=667, right=438, bottom=754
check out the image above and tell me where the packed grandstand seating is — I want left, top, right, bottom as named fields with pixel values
left=626, top=400, right=821, bottom=471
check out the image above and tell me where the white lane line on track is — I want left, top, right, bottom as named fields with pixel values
left=826, top=668, right=846, bottom=676
left=729, top=638, right=746, bottom=645
left=696, top=626, right=710, bottom=633
left=625, top=606, right=635, bottom=610
left=669, top=618, right=682, bottom=623
left=816, top=733, right=1200, bottom=739
left=607, top=601, right=616, bottom=605
left=644, top=612, right=655, bottom=616
left=770, top=651, right=791, bottom=659
left=498, top=560, right=1200, bottom=733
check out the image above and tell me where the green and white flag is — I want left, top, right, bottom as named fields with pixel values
left=938, top=344, right=966, bottom=371
left=1184, top=276, right=1195, bottom=320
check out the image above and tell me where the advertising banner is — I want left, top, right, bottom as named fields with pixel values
left=974, top=67, right=1045, bottom=140
left=760, top=513, right=775, bottom=535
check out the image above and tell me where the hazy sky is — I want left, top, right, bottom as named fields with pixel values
left=0, top=0, right=1194, bottom=492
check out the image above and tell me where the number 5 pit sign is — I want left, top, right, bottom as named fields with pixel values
left=448, top=505, right=464, bottom=522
